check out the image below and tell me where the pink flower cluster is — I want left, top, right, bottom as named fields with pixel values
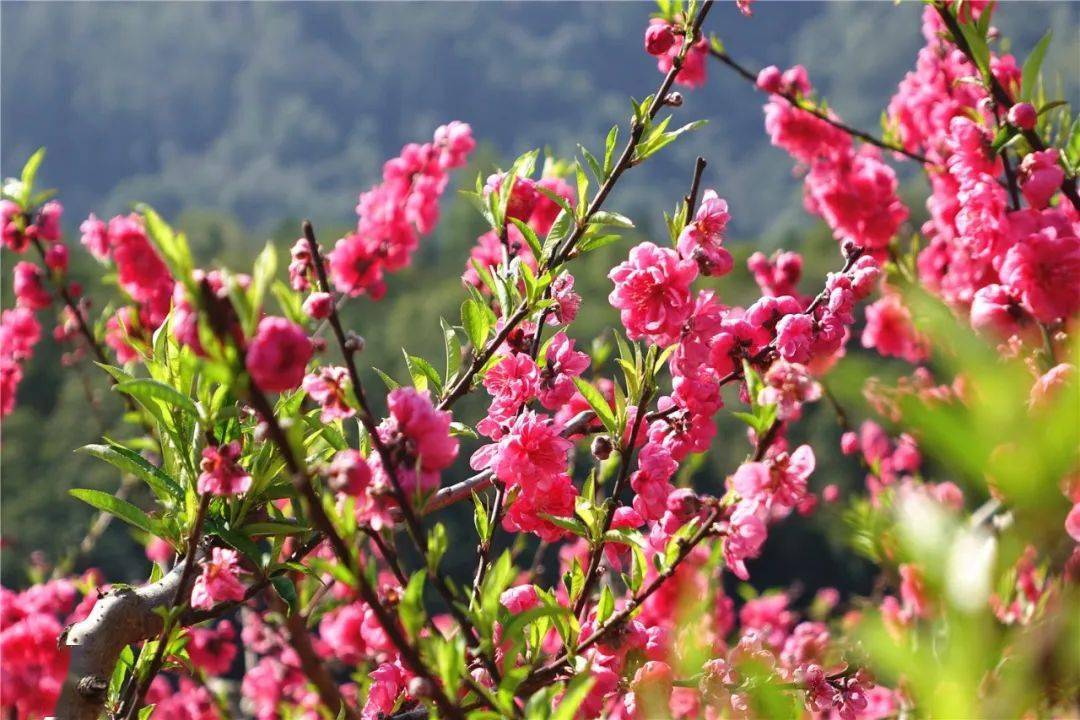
left=371, top=387, right=459, bottom=495
left=77, top=213, right=176, bottom=362
left=760, top=65, right=908, bottom=256
left=197, top=441, right=252, bottom=496
left=888, top=7, right=1080, bottom=337
left=1, top=576, right=92, bottom=718
left=329, top=122, right=475, bottom=299
left=463, top=174, right=573, bottom=289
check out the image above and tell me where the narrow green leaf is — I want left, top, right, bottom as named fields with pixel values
left=115, top=379, right=199, bottom=417
left=69, top=489, right=159, bottom=535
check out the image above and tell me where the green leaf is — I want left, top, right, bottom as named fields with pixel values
left=596, top=586, right=615, bottom=624
left=509, top=218, right=543, bottom=260
left=603, top=125, right=619, bottom=176
left=115, top=379, right=199, bottom=418
left=572, top=377, right=617, bottom=437
left=590, top=211, right=634, bottom=229
left=248, top=242, right=278, bottom=332
left=372, top=367, right=400, bottom=391
left=69, top=489, right=159, bottom=535
left=77, top=443, right=183, bottom=502
left=440, top=318, right=463, bottom=382
left=399, top=572, right=427, bottom=640
left=461, top=298, right=491, bottom=350
left=541, top=209, right=575, bottom=266
left=403, top=351, right=442, bottom=393
left=20, top=147, right=46, bottom=204
left=271, top=576, right=299, bottom=615
left=1021, top=31, right=1052, bottom=102
left=551, top=673, right=595, bottom=720
left=473, top=493, right=492, bottom=543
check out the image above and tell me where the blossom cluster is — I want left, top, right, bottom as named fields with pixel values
left=326, top=122, right=475, bottom=300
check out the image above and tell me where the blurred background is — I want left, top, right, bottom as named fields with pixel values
left=2, top=2, right=1077, bottom=597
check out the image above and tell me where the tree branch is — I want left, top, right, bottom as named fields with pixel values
left=707, top=48, right=931, bottom=165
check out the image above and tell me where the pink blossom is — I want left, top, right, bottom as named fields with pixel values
left=631, top=442, right=678, bottom=521
left=500, top=584, right=540, bottom=614
left=190, top=548, right=247, bottom=610
left=550, top=271, right=582, bottom=325
left=760, top=361, right=821, bottom=421
left=748, top=250, right=803, bottom=297
left=473, top=410, right=571, bottom=488
left=36, top=201, right=63, bottom=242
left=764, top=71, right=851, bottom=163
left=485, top=172, right=539, bottom=223
left=999, top=224, right=1080, bottom=323
left=108, top=214, right=174, bottom=323
left=328, top=449, right=373, bottom=497
left=302, top=291, right=334, bottom=319
left=657, top=37, right=709, bottom=88
left=861, top=293, right=929, bottom=363
left=147, top=676, right=220, bottom=720
left=678, top=190, right=734, bottom=275
left=731, top=445, right=814, bottom=515
left=79, top=213, right=110, bottom=260
left=362, top=662, right=406, bottom=719
left=186, top=621, right=237, bottom=676
left=329, top=232, right=388, bottom=300
left=303, top=366, right=356, bottom=422
left=1066, top=503, right=1080, bottom=543
left=1007, top=102, right=1037, bottom=130
left=502, top=472, right=578, bottom=542
left=644, top=19, right=676, bottom=56
left=146, top=537, right=174, bottom=564
left=433, top=121, right=476, bottom=170
left=708, top=318, right=769, bottom=377
left=372, top=387, right=459, bottom=493
left=246, top=316, right=313, bottom=393
left=774, top=313, right=814, bottom=364
left=483, top=353, right=540, bottom=417
left=530, top=177, right=575, bottom=236
left=1, top=200, right=26, bottom=252
left=723, top=500, right=767, bottom=580
left=1, top=358, right=21, bottom=417
left=0, top=611, right=67, bottom=718
left=197, top=441, right=252, bottom=496
left=804, top=147, right=908, bottom=253
left=0, top=308, right=41, bottom=361
left=319, top=602, right=367, bottom=665
left=538, top=331, right=590, bottom=409
left=1019, top=149, right=1065, bottom=210
left=970, top=284, right=1026, bottom=338
left=12, top=262, right=51, bottom=310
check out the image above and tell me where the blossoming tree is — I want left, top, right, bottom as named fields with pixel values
left=2, top=1, right=1078, bottom=718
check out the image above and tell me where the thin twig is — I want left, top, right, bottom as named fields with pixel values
left=707, top=48, right=931, bottom=165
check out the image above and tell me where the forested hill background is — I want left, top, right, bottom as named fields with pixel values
left=2, top=2, right=1077, bottom=587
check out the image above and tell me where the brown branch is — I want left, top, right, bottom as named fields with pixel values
left=707, top=48, right=932, bottom=165
left=118, top=492, right=212, bottom=719
left=572, top=385, right=652, bottom=619
left=302, top=220, right=498, bottom=683
left=55, top=556, right=194, bottom=720
left=519, top=505, right=724, bottom=695
left=277, top=596, right=359, bottom=720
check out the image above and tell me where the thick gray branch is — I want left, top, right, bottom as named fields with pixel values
left=54, top=559, right=190, bottom=720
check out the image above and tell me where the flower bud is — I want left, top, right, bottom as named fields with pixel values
left=591, top=435, right=613, bottom=460
left=644, top=21, right=676, bottom=56
left=407, top=677, right=435, bottom=699
left=1007, top=102, right=1037, bottom=130
left=302, top=291, right=334, bottom=319
left=756, top=65, right=784, bottom=94
left=664, top=91, right=684, bottom=107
